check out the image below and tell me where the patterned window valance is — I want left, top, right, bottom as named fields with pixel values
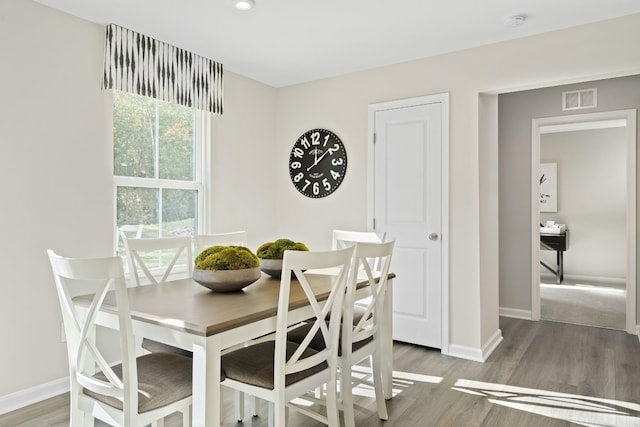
left=102, top=24, right=223, bottom=115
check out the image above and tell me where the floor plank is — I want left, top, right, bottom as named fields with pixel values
left=2, top=318, right=639, bottom=426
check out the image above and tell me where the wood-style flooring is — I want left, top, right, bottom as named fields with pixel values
left=2, top=317, right=640, bottom=426
left=541, top=277, right=626, bottom=330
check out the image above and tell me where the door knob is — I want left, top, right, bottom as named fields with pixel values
left=428, top=233, right=439, bottom=241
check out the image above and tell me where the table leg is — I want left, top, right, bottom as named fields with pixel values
left=381, top=278, right=394, bottom=399
left=558, top=250, right=564, bottom=283
left=192, top=336, right=222, bottom=427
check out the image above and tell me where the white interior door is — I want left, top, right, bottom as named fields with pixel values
left=371, top=96, right=446, bottom=349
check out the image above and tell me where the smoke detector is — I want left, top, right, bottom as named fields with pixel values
left=504, top=15, right=526, bottom=28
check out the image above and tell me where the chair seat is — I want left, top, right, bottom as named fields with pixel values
left=287, top=322, right=373, bottom=355
left=83, top=352, right=192, bottom=414
left=221, top=341, right=328, bottom=390
left=141, top=337, right=193, bottom=358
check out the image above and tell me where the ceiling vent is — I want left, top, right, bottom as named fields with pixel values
left=562, top=88, right=597, bottom=111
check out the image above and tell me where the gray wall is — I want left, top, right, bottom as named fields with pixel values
left=498, top=74, right=640, bottom=317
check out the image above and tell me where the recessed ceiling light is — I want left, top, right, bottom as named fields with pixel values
left=233, top=0, right=255, bottom=11
left=503, top=15, right=526, bottom=28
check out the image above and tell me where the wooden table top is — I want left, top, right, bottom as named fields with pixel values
left=76, top=272, right=337, bottom=337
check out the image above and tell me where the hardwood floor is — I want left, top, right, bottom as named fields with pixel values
left=2, top=317, right=640, bottom=426
left=541, top=277, right=626, bottom=330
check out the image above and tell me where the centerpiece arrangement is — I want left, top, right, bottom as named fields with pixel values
left=256, top=238, right=309, bottom=278
left=193, top=245, right=261, bottom=292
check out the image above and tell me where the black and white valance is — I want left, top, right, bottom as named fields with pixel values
left=102, top=24, right=223, bottom=115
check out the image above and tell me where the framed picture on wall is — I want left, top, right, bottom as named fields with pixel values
left=540, top=163, right=557, bottom=212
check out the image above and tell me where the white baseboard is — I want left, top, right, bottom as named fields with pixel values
left=0, top=377, right=69, bottom=415
left=446, top=329, right=503, bottom=363
left=499, top=307, right=532, bottom=320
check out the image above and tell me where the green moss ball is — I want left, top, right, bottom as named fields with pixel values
left=194, top=245, right=259, bottom=270
left=256, top=238, right=309, bottom=259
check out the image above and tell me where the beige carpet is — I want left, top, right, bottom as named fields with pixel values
left=540, top=278, right=626, bottom=330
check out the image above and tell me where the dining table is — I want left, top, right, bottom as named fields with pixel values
left=74, top=269, right=395, bottom=427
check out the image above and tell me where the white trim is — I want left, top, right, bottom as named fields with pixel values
left=447, top=329, right=503, bottom=363
left=0, top=377, right=69, bottom=415
left=531, top=109, right=637, bottom=334
left=367, top=93, right=450, bottom=355
left=446, top=344, right=484, bottom=362
left=481, top=329, right=504, bottom=361
left=499, top=307, right=532, bottom=320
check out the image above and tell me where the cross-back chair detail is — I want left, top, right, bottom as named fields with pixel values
left=47, top=250, right=193, bottom=427
left=332, top=229, right=386, bottom=271
left=339, top=239, right=395, bottom=427
left=220, top=247, right=355, bottom=427
left=123, top=236, right=193, bottom=287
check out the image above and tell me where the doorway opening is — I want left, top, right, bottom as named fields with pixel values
left=531, top=110, right=637, bottom=333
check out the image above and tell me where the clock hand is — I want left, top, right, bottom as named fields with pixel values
left=307, top=149, right=331, bottom=171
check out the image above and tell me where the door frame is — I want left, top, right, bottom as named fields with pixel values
left=530, top=109, right=637, bottom=333
left=367, top=93, right=450, bottom=353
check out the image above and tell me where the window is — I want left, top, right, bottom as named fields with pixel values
left=113, top=91, right=208, bottom=260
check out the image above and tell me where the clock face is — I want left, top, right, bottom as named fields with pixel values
left=289, top=128, right=347, bottom=198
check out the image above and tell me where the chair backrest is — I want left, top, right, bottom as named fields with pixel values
left=343, top=240, right=395, bottom=349
left=115, top=224, right=144, bottom=255
left=275, top=247, right=355, bottom=390
left=332, top=229, right=387, bottom=270
left=47, top=250, right=140, bottom=414
left=332, top=229, right=386, bottom=249
left=123, top=236, right=193, bottom=286
left=194, top=231, right=248, bottom=254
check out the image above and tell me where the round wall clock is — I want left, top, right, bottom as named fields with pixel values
left=288, top=128, right=347, bottom=198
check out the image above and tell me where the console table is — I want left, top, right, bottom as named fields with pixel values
left=540, top=230, right=569, bottom=283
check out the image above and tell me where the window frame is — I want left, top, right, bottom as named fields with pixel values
left=110, top=91, right=211, bottom=253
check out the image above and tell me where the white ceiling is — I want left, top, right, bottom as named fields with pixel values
left=33, top=0, right=640, bottom=88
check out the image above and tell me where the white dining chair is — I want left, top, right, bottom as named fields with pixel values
left=339, top=240, right=394, bottom=427
left=47, top=250, right=193, bottom=427
left=288, top=240, right=394, bottom=427
left=332, top=229, right=386, bottom=249
left=332, top=229, right=386, bottom=271
left=220, top=247, right=355, bottom=427
left=115, top=224, right=144, bottom=252
left=194, top=230, right=248, bottom=254
left=123, top=235, right=193, bottom=287
left=123, top=235, right=194, bottom=356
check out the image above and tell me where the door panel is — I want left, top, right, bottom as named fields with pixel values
left=374, top=101, right=442, bottom=348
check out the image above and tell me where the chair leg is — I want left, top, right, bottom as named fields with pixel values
left=340, top=362, right=356, bottom=427
left=371, top=351, right=389, bottom=420
left=234, top=390, right=245, bottom=421
left=182, top=405, right=192, bottom=427
left=251, top=395, right=260, bottom=417
left=326, top=376, right=341, bottom=427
